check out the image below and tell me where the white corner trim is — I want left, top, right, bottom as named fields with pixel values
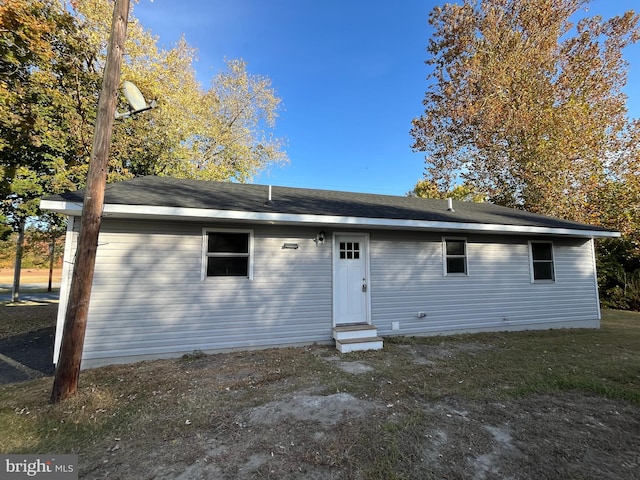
left=590, top=238, right=602, bottom=320
left=53, top=216, right=76, bottom=364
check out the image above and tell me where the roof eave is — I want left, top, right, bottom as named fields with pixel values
left=39, top=200, right=621, bottom=238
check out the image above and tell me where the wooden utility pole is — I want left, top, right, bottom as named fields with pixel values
left=51, top=0, right=131, bottom=404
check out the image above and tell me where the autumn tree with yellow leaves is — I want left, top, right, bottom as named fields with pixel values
left=1, top=0, right=287, bottom=204
left=410, top=0, right=640, bottom=309
left=70, top=0, right=288, bottom=183
left=411, top=0, right=639, bottom=237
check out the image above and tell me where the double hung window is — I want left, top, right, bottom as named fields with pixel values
left=443, top=238, right=468, bottom=275
left=529, top=241, right=555, bottom=281
left=203, top=230, right=253, bottom=279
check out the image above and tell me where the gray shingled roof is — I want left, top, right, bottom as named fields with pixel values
left=42, top=175, right=616, bottom=235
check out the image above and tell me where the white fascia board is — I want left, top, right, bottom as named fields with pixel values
left=39, top=200, right=621, bottom=238
left=40, top=199, right=83, bottom=216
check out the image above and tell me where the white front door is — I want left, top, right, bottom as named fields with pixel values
left=334, top=234, right=369, bottom=326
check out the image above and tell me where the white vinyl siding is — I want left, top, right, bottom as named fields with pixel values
left=59, top=220, right=332, bottom=368
left=370, top=232, right=599, bottom=337
left=53, top=221, right=602, bottom=368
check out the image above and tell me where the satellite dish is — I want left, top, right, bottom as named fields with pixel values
left=115, top=81, right=157, bottom=119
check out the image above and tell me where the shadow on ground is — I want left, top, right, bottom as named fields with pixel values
left=0, top=327, right=55, bottom=383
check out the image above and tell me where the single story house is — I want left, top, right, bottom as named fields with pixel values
left=41, top=176, right=619, bottom=368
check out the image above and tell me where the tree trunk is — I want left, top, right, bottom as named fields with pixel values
left=50, top=0, right=130, bottom=404
left=11, top=218, right=25, bottom=303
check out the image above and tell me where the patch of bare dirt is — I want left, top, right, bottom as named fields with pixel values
left=247, top=392, right=380, bottom=427
left=99, top=391, right=639, bottom=480
left=164, top=394, right=635, bottom=479
left=416, top=394, right=639, bottom=480
left=80, top=367, right=639, bottom=479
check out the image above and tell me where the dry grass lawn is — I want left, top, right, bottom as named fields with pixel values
left=0, top=305, right=638, bottom=479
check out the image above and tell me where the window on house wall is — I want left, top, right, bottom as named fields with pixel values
left=443, top=238, right=468, bottom=275
left=529, top=241, right=555, bottom=281
left=339, top=241, right=360, bottom=259
left=203, top=230, right=253, bottom=278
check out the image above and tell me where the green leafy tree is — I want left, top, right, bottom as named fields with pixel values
left=597, top=238, right=640, bottom=311
left=0, top=0, right=94, bottom=298
left=410, top=0, right=640, bottom=235
left=1, top=0, right=89, bottom=212
left=0, top=0, right=97, bottom=217
left=0, top=214, right=11, bottom=241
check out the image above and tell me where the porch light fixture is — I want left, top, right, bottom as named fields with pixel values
left=115, top=81, right=157, bottom=119
left=314, top=230, right=326, bottom=246
left=282, top=243, right=299, bottom=249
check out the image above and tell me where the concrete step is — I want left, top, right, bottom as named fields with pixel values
left=335, top=336, right=384, bottom=354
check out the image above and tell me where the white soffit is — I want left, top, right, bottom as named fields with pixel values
left=39, top=199, right=621, bottom=238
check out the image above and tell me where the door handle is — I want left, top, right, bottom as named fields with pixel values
left=362, top=281, right=367, bottom=293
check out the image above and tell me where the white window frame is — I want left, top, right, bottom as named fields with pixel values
left=442, top=237, right=468, bottom=276
left=202, top=228, right=254, bottom=280
left=528, top=240, right=555, bottom=283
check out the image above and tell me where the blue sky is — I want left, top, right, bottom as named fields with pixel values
left=133, top=0, right=640, bottom=196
